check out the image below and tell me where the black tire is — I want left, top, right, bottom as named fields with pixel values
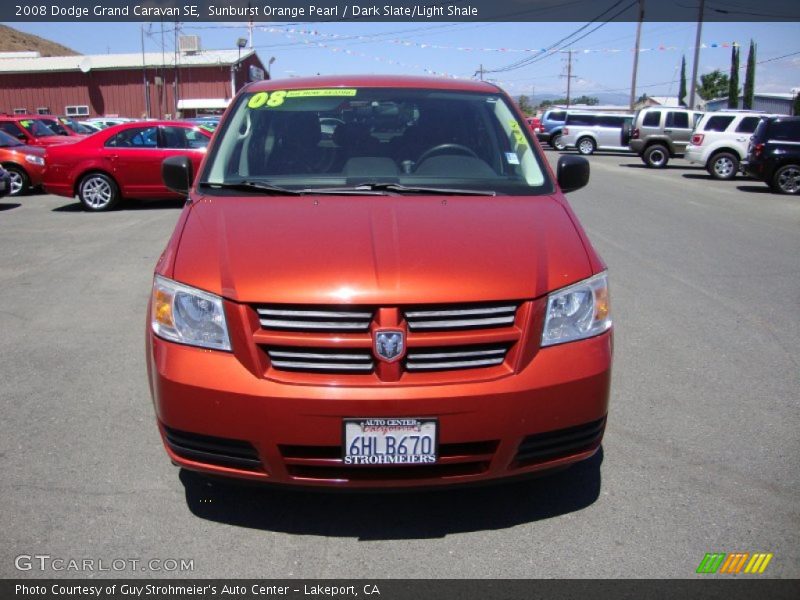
left=4, top=165, right=29, bottom=197
left=78, top=172, right=121, bottom=211
left=642, top=144, right=670, bottom=168
left=550, top=133, right=566, bottom=151
left=577, top=137, right=596, bottom=156
left=770, top=164, right=800, bottom=195
left=707, top=152, right=739, bottom=180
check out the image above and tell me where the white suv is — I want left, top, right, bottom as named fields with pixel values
left=684, top=111, right=771, bottom=179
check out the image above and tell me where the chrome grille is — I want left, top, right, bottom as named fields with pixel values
left=267, top=348, right=374, bottom=373
left=406, top=345, right=509, bottom=372
left=404, top=304, right=517, bottom=331
left=256, top=307, right=373, bottom=331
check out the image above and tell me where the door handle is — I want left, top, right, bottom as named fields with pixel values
left=736, top=138, right=747, bottom=142
left=663, top=129, right=672, bottom=133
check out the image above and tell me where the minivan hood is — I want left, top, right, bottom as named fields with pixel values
left=171, top=194, right=592, bottom=305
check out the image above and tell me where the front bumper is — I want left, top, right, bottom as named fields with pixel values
left=147, top=328, right=612, bottom=489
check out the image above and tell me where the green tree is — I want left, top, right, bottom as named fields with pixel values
left=743, top=39, right=756, bottom=110
left=636, top=93, right=649, bottom=104
left=678, top=55, right=687, bottom=107
left=517, top=95, right=533, bottom=114
left=697, top=69, right=730, bottom=101
left=728, top=45, right=740, bottom=109
left=572, top=95, right=600, bottom=106
left=794, top=92, right=800, bottom=116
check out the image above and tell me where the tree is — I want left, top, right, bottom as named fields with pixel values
left=794, top=91, right=800, bottom=117
left=728, top=45, right=740, bottom=109
left=696, top=69, right=730, bottom=101
left=678, top=55, right=687, bottom=107
left=636, top=93, right=649, bottom=104
left=572, top=95, right=599, bottom=106
left=517, top=95, right=533, bottom=114
left=743, top=39, right=756, bottom=110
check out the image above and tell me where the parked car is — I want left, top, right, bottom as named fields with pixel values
left=684, top=111, right=770, bottom=179
left=536, top=109, right=569, bottom=150
left=148, top=75, right=611, bottom=489
left=82, top=117, right=138, bottom=129
left=561, top=112, right=635, bottom=155
left=0, top=130, right=46, bottom=196
left=627, top=107, right=703, bottom=168
left=78, top=121, right=103, bottom=133
left=0, top=166, right=10, bottom=198
left=0, top=115, right=77, bottom=147
left=526, top=116, right=542, bottom=134
left=43, top=120, right=212, bottom=211
left=744, top=116, right=800, bottom=195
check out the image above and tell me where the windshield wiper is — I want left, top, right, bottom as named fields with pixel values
left=198, top=181, right=303, bottom=195
left=353, top=183, right=496, bottom=196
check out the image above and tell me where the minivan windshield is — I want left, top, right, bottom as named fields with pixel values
left=201, top=87, right=551, bottom=195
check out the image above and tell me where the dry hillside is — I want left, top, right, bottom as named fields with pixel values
left=0, top=24, right=79, bottom=56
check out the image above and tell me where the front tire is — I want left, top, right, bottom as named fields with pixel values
left=78, top=173, right=120, bottom=211
left=551, top=133, right=566, bottom=151
left=771, top=164, right=800, bottom=195
left=708, top=152, right=739, bottom=180
left=642, top=144, right=669, bottom=168
left=577, top=137, right=596, bottom=155
left=5, top=165, right=29, bottom=196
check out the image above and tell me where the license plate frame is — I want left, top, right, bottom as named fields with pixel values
left=342, top=417, right=438, bottom=466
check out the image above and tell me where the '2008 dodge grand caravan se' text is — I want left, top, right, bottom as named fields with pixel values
left=146, top=75, right=612, bottom=489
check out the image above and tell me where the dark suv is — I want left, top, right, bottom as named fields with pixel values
left=744, top=116, right=800, bottom=195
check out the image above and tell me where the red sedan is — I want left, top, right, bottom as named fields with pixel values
left=0, top=115, right=77, bottom=147
left=0, top=130, right=46, bottom=196
left=44, top=121, right=212, bottom=211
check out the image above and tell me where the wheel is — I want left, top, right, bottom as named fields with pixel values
left=5, top=165, right=29, bottom=196
left=550, top=133, right=566, bottom=151
left=643, top=144, right=669, bottom=168
left=707, top=152, right=739, bottom=180
left=771, top=164, right=800, bottom=195
left=577, top=137, right=596, bottom=156
left=78, top=172, right=120, bottom=211
left=416, top=143, right=480, bottom=165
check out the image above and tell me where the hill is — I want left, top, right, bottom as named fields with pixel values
left=0, top=25, right=79, bottom=56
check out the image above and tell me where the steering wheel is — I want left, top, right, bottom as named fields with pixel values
left=416, top=143, right=479, bottom=165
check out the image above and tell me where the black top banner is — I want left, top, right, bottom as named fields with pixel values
left=3, top=0, right=800, bottom=22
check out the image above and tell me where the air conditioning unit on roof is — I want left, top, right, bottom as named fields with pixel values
left=179, top=36, right=201, bottom=54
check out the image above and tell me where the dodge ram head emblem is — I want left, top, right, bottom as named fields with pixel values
left=374, top=330, right=405, bottom=363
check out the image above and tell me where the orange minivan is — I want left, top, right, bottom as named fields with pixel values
left=147, top=75, right=612, bottom=489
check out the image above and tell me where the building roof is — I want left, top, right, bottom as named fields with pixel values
left=645, top=96, right=682, bottom=107
left=707, top=91, right=799, bottom=103
left=0, top=49, right=256, bottom=74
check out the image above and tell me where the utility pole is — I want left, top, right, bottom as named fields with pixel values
left=689, top=0, right=705, bottom=109
left=629, top=0, right=645, bottom=109
left=561, top=49, right=577, bottom=107
left=476, top=64, right=485, bottom=81
left=141, top=24, right=150, bottom=119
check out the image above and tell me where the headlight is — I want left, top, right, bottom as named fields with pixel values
left=25, top=154, right=45, bottom=166
left=151, top=275, right=231, bottom=351
left=541, top=272, right=611, bottom=347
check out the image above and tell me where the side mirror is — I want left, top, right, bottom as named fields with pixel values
left=162, top=155, right=193, bottom=196
left=557, top=155, right=590, bottom=193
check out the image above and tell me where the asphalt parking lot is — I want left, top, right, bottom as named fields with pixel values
left=1, top=151, right=798, bottom=579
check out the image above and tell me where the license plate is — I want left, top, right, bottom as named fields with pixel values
left=343, top=418, right=437, bottom=466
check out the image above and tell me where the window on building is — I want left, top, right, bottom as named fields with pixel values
left=65, top=105, right=90, bottom=117
left=36, top=107, right=51, bottom=115
left=13, top=108, right=27, bottom=115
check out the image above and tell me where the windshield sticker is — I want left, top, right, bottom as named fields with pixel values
left=20, top=120, right=32, bottom=128
left=505, top=152, right=520, bottom=165
left=247, top=89, right=357, bottom=109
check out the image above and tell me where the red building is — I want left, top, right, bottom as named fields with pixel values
left=0, top=48, right=268, bottom=119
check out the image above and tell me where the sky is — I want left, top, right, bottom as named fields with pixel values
left=7, top=20, right=800, bottom=100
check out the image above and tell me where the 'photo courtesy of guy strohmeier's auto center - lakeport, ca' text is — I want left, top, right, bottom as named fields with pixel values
left=0, top=0, right=799, bottom=598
